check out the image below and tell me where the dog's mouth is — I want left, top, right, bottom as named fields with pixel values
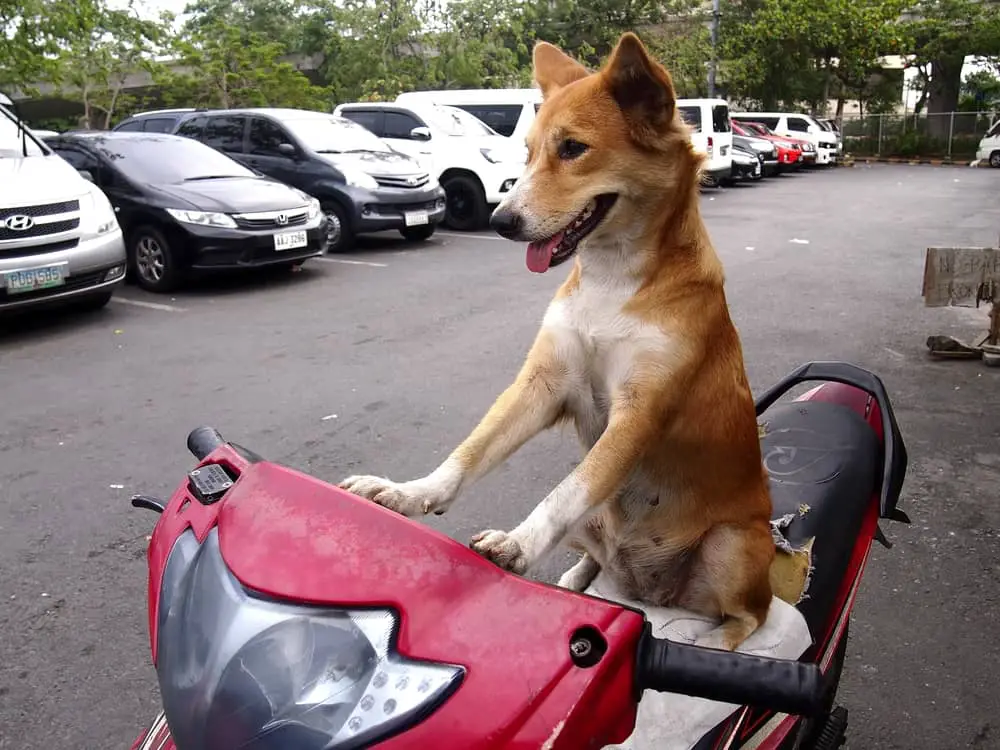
left=526, top=194, right=618, bottom=273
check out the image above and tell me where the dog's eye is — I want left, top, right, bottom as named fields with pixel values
left=557, top=139, right=589, bottom=160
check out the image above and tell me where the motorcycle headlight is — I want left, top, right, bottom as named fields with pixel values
left=156, top=529, right=464, bottom=750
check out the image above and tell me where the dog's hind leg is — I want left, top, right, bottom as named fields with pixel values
left=557, top=552, right=601, bottom=592
left=683, top=521, right=775, bottom=652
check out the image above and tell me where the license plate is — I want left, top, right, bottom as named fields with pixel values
left=404, top=210, right=429, bottom=227
left=273, top=230, right=308, bottom=251
left=3, top=264, right=66, bottom=295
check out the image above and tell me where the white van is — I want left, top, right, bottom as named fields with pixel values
left=676, top=98, right=734, bottom=185
left=976, top=119, right=1000, bottom=167
left=335, top=101, right=526, bottom=231
left=732, top=112, right=837, bottom=165
left=395, top=89, right=542, bottom=144
left=0, top=93, right=126, bottom=313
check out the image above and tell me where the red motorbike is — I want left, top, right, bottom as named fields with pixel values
left=130, top=361, right=908, bottom=750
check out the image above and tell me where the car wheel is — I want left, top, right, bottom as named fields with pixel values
left=322, top=202, right=354, bottom=252
left=131, top=226, right=182, bottom=293
left=442, top=175, right=488, bottom=231
left=75, top=290, right=113, bottom=312
left=990, top=151, right=1000, bottom=168
left=399, top=224, right=436, bottom=242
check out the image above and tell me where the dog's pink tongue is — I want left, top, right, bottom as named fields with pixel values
left=526, top=233, right=564, bottom=273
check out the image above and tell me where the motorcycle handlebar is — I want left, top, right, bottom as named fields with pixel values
left=634, top=624, right=826, bottom=717
left=187, top=426, right=225, bottom=461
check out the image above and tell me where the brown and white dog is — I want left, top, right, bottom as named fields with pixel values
left=340, top=32, right=775, bottom=651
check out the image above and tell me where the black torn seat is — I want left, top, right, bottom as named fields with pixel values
left=760, top=400, right=880, bottom=637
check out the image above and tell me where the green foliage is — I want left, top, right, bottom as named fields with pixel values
left=959, top=68, right=1000, bottom=110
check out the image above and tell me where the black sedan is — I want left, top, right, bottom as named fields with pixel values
left=43, top=131, right=328, bottom=292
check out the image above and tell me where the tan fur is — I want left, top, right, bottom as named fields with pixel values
left=340, top=33, right=775, bottom=651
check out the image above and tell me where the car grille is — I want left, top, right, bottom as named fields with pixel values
left=820, top=142, right=836, bottom=150
left=0, top=217, right=80, bottom=241
left=0, top=269, right=105, bottom=303
left=232, top=209, right=309, bottom=230
left=374, top=174, right=430, bottom=189
left=0, top=238, right=79, bottom=259
left=1, top=199, right=80, bottom=218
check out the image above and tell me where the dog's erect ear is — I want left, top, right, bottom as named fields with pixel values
left=533, top=40, right=589, bottom=98
left=602, top=32, right=677, bottom=143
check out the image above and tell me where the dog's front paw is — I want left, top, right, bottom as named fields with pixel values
left=339, top=474, right=452, bottom=517
left=470, top=529, right=529, bottom=574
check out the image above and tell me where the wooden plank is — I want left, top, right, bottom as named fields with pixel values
left=922, top=246, right=1000, bottom=308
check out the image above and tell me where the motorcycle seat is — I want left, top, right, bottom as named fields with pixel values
left=759, top=400, right=880, bottom=638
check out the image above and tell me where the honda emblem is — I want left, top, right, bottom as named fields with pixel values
left=3, top=214, right=34, bottom=231
left=275, top=213, right=288, bottom=226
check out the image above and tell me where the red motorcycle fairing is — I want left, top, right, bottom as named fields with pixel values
left=144, top=447, right=645, bottom=750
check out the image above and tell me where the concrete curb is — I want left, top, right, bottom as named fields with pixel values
left=837, top=156, right=982, bottom=168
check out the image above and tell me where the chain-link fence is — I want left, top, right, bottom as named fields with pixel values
left=838, top=111, right=998, bottom=160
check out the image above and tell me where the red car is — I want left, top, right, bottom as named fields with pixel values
left=732, top=120, right=814, bottom=170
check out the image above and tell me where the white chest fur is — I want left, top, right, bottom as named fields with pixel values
left=541, top=255, right=670, bottom=447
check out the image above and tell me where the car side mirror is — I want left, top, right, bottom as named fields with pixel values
left=807, top=125, right=819, bottom=134
left=278, top=142, right=297, bottom=157
left=78, top=169, right=95, bottom=183
left=409, top=126, right=431, bottom=142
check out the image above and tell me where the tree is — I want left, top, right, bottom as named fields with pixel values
left=960, top=67, right=1000, bottom=108
left=0, top=0, right=90, bottom=92
left=54, top=0, right=171, bottom=129
left=159, top=4, right=330, bottom=109
left=899, top=0, right=1000, bottom=136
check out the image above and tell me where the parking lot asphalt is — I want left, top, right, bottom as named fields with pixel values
left=1, top=164, right=999, bottom=749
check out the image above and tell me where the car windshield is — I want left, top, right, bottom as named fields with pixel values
left=88, top=135, right=255, bottom=183
left=0, top=107, right=46, bottom=157
left=421, top=105, right=497, bottom=137
left=284, top=116, right=392, bottom=153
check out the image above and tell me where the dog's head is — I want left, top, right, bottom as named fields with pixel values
left=491, top=33, right=702, bottom=273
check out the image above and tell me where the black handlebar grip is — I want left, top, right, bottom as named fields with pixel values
left=186, top=426, right=225, bottom=461
left=635, top=624, right=826, bottom=717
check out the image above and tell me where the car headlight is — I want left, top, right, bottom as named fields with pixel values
left=306, top=197, right=321, bottom=220
left=341, top=168, right=379, bottom=190
left=79, top=185, right=119, bottom=236
left=480, top=147, right=526, bottom=165
left=165, top=208, right=236, bottom=229
left=156, top=529, right=464, bottom=750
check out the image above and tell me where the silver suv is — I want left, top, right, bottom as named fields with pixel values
left=1, top=94, right=127, bottom=314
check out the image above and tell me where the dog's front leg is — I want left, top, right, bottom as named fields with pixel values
left=340, top=330, right=570, bottom=517
left=471, top=391, right=659, bottom=574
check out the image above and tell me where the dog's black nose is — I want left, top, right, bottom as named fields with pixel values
left=490, top=208, right=523, bottom=240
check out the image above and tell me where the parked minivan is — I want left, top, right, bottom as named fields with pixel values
left=977, top=118, right=1000, bottom=168
left=676, top=98, right=735, bottom=185
left=0, top=92, right=126, bottom=315
left=732, top=112, right=837, bottom=165
left=394, top=89, right=542, bottom=143
left=335, top=101, right=526, bottom=231
left=171, top=108, right=446, bottom=251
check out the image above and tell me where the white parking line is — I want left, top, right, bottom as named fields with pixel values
left=436, top=231, right=508, bottom=242
left=111, top=297, right=187, bottom=312
left=316, top=257, right=388, bottom=268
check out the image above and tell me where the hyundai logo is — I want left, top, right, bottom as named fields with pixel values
left=3, top=214, right=34, bottom=231
left=275, top=213, right=288, bottom=226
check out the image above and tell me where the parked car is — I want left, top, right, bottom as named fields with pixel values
left=43, top=131, right=328, bottom=293
left=113, top=108, right=200, bottom=134
left=732, top=112, right=836, bottom=165
left=728, top=144, right=763, bottom=183
left=976, top=118, right=1000, bottom=167
left=817, top=118, right=844, bottom=156
left=395, top=89, right=542, bottom=143
left=731, top=129, right=779, bottom=176
left=732, top=120, right=804, bottom=171
left=1, top=92, right=126, bottom=315
left=676, top=98, right=735, bottom=186
left=171, top=108, right=445, bottom=251
left=334, top=101, right=527, bottom=231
